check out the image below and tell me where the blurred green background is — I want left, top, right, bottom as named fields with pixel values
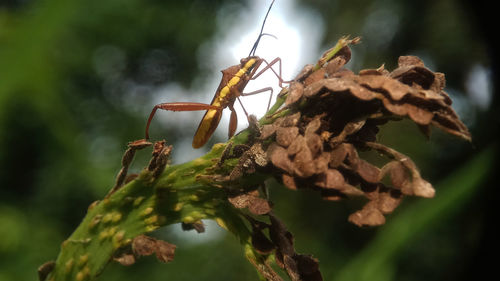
left=0, top=0, right=497, bottom=280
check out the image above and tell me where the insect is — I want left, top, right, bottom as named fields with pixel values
left=145, top=0, right=288, bottom=148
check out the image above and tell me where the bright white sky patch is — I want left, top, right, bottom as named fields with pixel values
left=157, top=220, right=227, bottom=247
left=466, top=64, right=492, bottom=110
left=153, top=0, right=323, bottom=162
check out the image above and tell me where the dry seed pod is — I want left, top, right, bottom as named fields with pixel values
left=276, top=127, right=300, bottom=147
left=329, top=144, right=350, bottom=168
left=293, top=147, right=316, bottom=178
left=314, top=169, right=345, bottom=189
left=353, top=159, right=381, bottom=184
left=314, top=152, right=331, bottom=174
left=269, top=143, right=294, bottom=174
left=260, top=124, right=278, bottom=140
left=288, top=134, right=307, bottom=156
left=228, top=190, right=272, bottom=215
left=282, top=112, right=302, bottom=127
left=294, top=64, right=314, bottom=82
left=305, top=133, right=323, bottom=157
left=282, top=174, right=298, bottom=190
left=348, top=203, right=386, bottom=227
left=325, top=56, right=348, bottom=77
left=286, top=81, right=305, bottom=106
left=132, top=235, right=176, bottom=264
left=304, top=117, right=322, bottom=135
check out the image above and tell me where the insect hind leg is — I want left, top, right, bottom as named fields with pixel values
left=145, top=102, right=220, bottom=140
left=240, top=87, right=274, bottom=113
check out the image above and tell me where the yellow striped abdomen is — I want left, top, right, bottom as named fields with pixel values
left=192, top=58, right=258, bottom=148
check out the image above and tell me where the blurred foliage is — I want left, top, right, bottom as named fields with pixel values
left=0, top=0, right=497, bottom=281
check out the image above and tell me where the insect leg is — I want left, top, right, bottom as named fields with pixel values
left=145, top=102, right=220, bottom=139
left=228, top=104, right=238, bottom=138
left=241, top=87, right=274, bottom=112
left=251, top=57, right=291, bottom=88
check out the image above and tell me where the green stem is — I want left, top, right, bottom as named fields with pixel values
left=47, top=96, right=284, bottom=280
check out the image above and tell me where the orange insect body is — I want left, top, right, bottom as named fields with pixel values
left=192, top=57, right=261, bottom=148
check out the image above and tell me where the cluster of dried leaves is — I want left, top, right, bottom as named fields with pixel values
left=257, top=45, right=470, bottom=227
left=220, top=41, right=471, bottom=280
left=228, top=43, right=470, bottom=229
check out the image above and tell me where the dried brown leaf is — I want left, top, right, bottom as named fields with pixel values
left=315, top=169, right=345, bottom=189
left=286, top=81, right=305, bottom=105
left=268, top=214, right=323, bottom=281
left=305, top=117, right=322, bottom=136
left=282, top=174, right=298, bottom=190
left=406, top=104, right=434, bottom=125
left=228, top=190, right=272, bottom=215
left=154, top=240, right=176, bottom=263
left=304, top=68, right=327, bottom=86
left=348, top=204, right=386, bottom=227
left=132, top=235, right=176, bottom=263
left=276, top=127, right=300, bottom=147
left=293, top=147, right=316, bottom=178
left=268, top=143, right=294, bottom=174
left=288, top=134, right=307, bottom=156
left=325, top=56, right=347, bottom=77
left=132, top=235, right=156, bottom=256
left=113, top=253, right=136, bottom=266
left=314, top=152, right=331, bottom=174
left=329, top=144, right=349, bottom=168
left=282, top=112, right=302, bottom=127
left=252, top=229, right=275, bottom=255
left=355, top=159, right=381, bottom=183
left=261, top=124, right=278, bottom=139
left=376, top=189, right=402, bottom=214
left=305, top=133, right=323, bottom=157
left=38, top=261, right=55, bottom=281
left=181, top=221, right=205, bottom=233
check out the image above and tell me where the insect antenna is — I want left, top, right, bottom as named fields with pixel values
left=248, top=0, right=276, bottom=57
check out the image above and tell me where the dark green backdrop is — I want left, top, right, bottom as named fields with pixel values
left=0, top=0, right=497, bottom=280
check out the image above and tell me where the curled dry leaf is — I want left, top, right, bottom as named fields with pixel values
left=114, top=235, right=176, bottom=266
left=348, top=203, right=386, bottom=227
left=113, top=253, right=136, bottom=266
left=228, top=189, right=272, bottom=215
left=294, top=55, right=470, bottom=141
left=38, top=261, right=55, bottom=281
left=182, top=221, right=206, bottom=233
left=268, top=214, right=323, bottom=281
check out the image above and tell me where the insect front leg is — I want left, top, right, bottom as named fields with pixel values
left=145, top=102, right=220, bottom=140
left=251, top=57, right=291, bottom=88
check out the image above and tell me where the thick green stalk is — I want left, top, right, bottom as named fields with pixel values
left=46, top=141, right=257, bottom=280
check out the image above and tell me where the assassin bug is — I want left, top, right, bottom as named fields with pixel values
left=145, top=0, right=288, bottom=148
